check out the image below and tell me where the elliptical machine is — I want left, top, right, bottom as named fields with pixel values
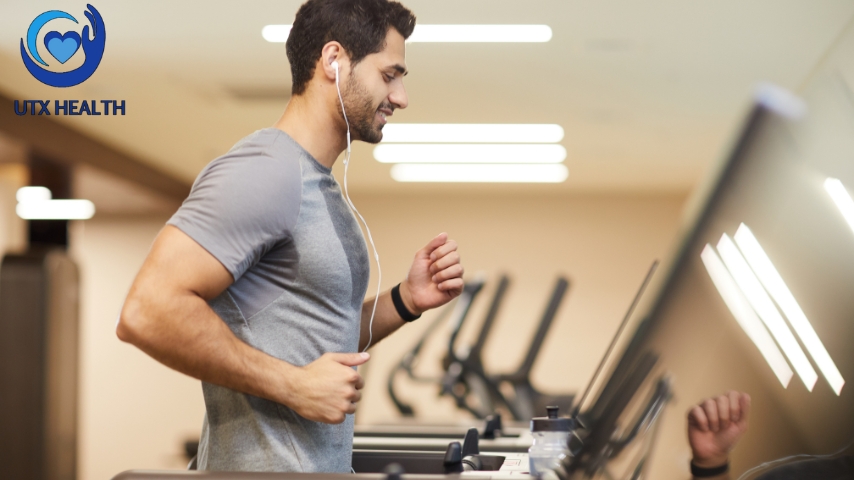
left=441, top=276, right=575, bottom=421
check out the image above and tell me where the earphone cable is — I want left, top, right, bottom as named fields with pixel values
left=335, top=63, right=381, bottom=352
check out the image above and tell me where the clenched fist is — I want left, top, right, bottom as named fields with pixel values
left=290, top=352, right=369, bottom=424
left=400, top=233, right=464, bottom=314
left=688, top=391, right=751, bottom=469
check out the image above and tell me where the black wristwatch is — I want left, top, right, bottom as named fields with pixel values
left=690, top=461, right=729, bottom=477
left=391, top=283, right=421, bottom=322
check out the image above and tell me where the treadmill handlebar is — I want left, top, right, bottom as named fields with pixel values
left=446, top=279, right=487, bottom=361
left=512, top=277, right=570, bottom=378
left=468, top=275, right=511, bottom=361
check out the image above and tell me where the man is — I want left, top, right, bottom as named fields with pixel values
left=117, top=0, right=463, bottom=473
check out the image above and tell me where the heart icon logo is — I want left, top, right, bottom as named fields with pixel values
left=44, top=31, right=81, bottom=64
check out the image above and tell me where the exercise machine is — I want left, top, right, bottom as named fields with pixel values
left=441, top=276, right=574, bottom=421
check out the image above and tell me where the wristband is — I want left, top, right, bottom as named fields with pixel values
left=391, top=283, right=421, bottom=322
left=690, top=461, right=729, bottom=477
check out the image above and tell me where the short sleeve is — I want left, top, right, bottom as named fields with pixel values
left=167, top=131, right=302, bottom=281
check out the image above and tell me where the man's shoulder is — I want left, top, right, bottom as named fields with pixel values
left=176, top=128, right=305, bottom=234
left=197, top=129, right=304, bottom=190
left=231, top=128, right=290, bottom=153
left=215, top=128, right=300, bottom=168
left=167, top=128, right=306, bottom=279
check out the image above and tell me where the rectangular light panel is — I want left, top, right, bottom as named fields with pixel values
left=262, top=25, right=291, bottom=43
left=16, top=186, right=52, bottom=203
left=374, top=144, right=566, bottom=164
left=381, top=124, right=564, bottom=144
left=390, top=164, right=567, bottom=183
left=701, top=244, right=794, bottom=388
left=734, top=224, right=845, bottom=395
left=408, top=25, right=552, bottom=43
left=825, top=177, right=854, bottom=236
left=717, top=234, right=818, bottom=390
left=263, top=25, right=552, bottom=43
left=17, top=199, right=95, bottom=220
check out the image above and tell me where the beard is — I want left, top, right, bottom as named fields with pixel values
left=341, top=73, right=388, bottom=144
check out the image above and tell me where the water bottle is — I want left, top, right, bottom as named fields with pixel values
left=528, top=406, right=572, bottom=477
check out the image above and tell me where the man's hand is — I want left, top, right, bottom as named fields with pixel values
left=400, top=233, right=464, bottom=314
left=289, top=352, right=369, bottom=424
left=688, top=391, right=751, bottom=468
left=357, top=233, right=464, bottom=350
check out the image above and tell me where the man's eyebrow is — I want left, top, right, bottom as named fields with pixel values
left=389, top=64, right=409, bottom=76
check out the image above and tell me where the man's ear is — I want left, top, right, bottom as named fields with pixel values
left=320, top=41, right=346, bottom=82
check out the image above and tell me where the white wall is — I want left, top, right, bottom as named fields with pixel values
left=68, top=192, right=686, bottom=479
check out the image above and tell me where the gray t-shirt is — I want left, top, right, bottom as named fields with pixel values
left=167, top=128, right=370, bottom=472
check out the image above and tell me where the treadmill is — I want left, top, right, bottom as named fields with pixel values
left=355, top=275, right=531, bottom=451
left=354, top=275, right=575, bottom=452
left=352, top=265, right=659, bottom=462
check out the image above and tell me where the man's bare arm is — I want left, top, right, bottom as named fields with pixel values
left=117, top=225, right=368, bottom=424
left=358, top=233, right=464, bottom=351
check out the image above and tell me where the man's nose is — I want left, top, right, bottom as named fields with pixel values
left=390, top=83, right=408, bottom=110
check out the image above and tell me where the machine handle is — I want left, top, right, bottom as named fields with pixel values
left=609, top=377, right=671, bottom=453
left=462, top=427, right=480, bottom=456
left=443, top=441, right=464, bottom=474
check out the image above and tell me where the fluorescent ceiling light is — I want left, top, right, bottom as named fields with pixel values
left=16, top=186, right=96, bottom=220
left=390, top=164, right=567, bottom=183
left=16, top=186, right=52, bottom=203
left=262, top=25, right=291, bottom=43
left=824, top=177, right=854, bottom=236
left=381, top=124, right=564, bottom=143
left=408, top=25, right=552, bottom=43
left=754, top=83, right=806, bottom=120
left=17, top=199, right=95, bottom=220
left=262, top=24, right=552, bottom=43
left=701, top=244, right=793, bottom=388
left=374, top=144, right=566, bottom=164
left=717, top=234, right=818, bottom=391
left=734, top=224, right=845, bottom=395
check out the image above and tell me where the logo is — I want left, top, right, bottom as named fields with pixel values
left=20, top=4, right=105, bottom=88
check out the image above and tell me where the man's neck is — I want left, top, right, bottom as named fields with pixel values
left=274, top=91, right=347, bottom=169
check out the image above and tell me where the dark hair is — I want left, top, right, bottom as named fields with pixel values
left=286, top=0, right=416, bottom=95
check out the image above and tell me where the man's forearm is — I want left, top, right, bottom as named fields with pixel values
left=118, top=290, right=301, bottom=407
left=359, top=288, right=411, bottom=351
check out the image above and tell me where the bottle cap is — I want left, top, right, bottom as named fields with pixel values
left=531, top=406, right=573, bottom=432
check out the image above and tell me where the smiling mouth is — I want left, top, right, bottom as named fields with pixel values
left=377, top=106, right=394, bottom=124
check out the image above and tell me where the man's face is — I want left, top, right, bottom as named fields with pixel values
left=342, top=28, right=409, bottom=143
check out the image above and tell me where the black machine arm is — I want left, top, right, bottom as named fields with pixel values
left=387, top=278, right=486, bottom=416
left=491, top=277, right=574, bottom=420
left=439, top=275, right=512, bottom=419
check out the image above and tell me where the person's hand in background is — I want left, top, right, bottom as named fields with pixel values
left=688, top=391, right=751, bottom=478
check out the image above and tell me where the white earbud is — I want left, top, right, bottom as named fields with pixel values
left=332, top=59, right=349, bottom=154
